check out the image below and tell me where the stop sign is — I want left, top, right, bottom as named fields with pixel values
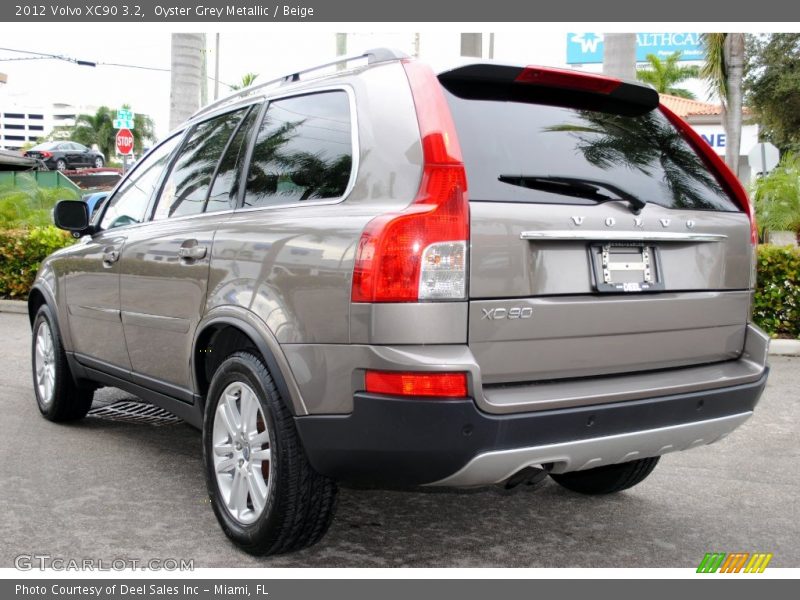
left=115, top=128, right=134, bottom=156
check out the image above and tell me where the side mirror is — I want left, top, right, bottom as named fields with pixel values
left=53, top=200, right=91, bottom=238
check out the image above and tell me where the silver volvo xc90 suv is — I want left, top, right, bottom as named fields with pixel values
left=29, top=49, right=769, bottom=554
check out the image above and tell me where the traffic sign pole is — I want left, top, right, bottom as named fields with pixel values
left=115, top=128, right=134, bottom=174
left=115, top=109, right=135, bottom=174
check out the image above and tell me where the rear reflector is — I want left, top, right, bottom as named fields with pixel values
left=659, top=104, right=757, bottom=244
left=365, top=370, right=468, bottom=398
left=515, top=66, right=622, bottom=95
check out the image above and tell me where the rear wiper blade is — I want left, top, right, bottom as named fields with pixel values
left=497, top=175, right=647, bottom=215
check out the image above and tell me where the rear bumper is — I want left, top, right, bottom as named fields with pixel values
left=294, top=369, right=768, bottom=487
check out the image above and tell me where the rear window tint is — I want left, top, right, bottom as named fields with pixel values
left=444, top=89, right=739, bottom=212
left=243, top=91, right=353, bottom=208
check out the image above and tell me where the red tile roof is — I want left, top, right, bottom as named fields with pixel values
left=659, top=94, right=723, bottom=117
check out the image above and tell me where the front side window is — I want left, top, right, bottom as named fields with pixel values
left=100, top=135, right=181, bottom=230
left=153, top=108, right=247, bottom=220
left=244, top=91, right=353, bottom=208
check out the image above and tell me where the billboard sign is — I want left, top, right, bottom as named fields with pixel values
left=566, top=33, right=703, bottom=64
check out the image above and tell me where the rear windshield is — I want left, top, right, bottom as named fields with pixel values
left=444, top=90, right=739, bottom=212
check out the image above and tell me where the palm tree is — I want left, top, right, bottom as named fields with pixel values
left=752, top=152, right=800, bottom=240
left=71, top=106, right=115, bottom=158
left=229, top=73, right=259, bottom=91
left=71, top=106, right=156, bottom=159
left=636, top=52, right=700, bottom=99
left=701, top=33, right=746, bottom=175
left=169, top=33, right=205, bottom=130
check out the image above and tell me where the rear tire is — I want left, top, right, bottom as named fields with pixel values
left=31, top=304, right=94, bottom=422
left=549, top=457, right=660, bottom=495
left=55, top=159, right=67, bottom=171
left=93, top=157, right=104, bottom=168
left=202, top=351, right=337, bottom=555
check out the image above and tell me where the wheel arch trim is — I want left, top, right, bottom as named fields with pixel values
left=192, top=307, right=308, bottom=416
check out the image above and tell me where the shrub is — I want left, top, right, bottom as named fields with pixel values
left=753, top=244, right=800, bottom=338
left=752, top=153, right=800, bottom=239
left=0, top=226, right=74, bottom=299
left=0, top=173, right=79, bottom=229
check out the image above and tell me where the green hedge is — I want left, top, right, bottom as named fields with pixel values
left=754, top=244, right=800, bottom=339
left=0, top=230, right=798, bottom=339
left=0, top=227, right=74, bottom=299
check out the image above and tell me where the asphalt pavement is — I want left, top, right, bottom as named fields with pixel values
left=1, top=311, right=797, bottom=568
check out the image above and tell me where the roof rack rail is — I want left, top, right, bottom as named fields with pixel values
left=192, top=47, right=409, bottom=121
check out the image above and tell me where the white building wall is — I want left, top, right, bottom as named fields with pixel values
left=0, top=103, right=96, bottom=151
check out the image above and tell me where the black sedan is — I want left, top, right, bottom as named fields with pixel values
left=24, top=141, right=105, bottom=171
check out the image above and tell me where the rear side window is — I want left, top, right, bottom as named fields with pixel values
left=153, top=108, right=247, bottom=220
left=444, top=90, right=739, bottom=212
left=243, top=91, right=353, bottom=208
left=205, top=106, right=259, bottom=212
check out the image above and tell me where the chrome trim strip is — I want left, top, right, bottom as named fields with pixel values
left=520, top=230, right=728, bottom=242
left=67, top=305, right=120, bottom=322
left=90, top=86, right=360, bottom=232
left=428, top=412, right=752, bottom=487
left=121, top=311, right=191, bottom=334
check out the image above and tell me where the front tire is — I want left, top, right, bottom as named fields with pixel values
left=202, top=351, right=337, bottom=555
left=31, top=304, right=94, bottom=421
left=549, top=457, right=660, bottom=495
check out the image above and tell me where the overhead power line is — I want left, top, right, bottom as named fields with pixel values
left=0, top=47, right=230, bottom=85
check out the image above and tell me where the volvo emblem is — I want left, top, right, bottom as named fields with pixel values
left=605, top=217, right=616, bottom=227
left=571, top=216, right=585, bottom=226
left=660, top=218, right=671, bottom=228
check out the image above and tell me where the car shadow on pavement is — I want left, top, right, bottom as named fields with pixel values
left=67, top=401, right=678, bottom=568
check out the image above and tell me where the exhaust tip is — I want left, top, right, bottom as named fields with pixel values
left=502, top=466, right=548, bottom=490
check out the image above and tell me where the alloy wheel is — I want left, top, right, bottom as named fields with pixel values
left=212, top=381, right=273, bottom=524
left=34, top=321, right=56, bottom=406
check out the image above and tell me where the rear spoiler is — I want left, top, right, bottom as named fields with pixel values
left=438, top=63, right=659, bottom=114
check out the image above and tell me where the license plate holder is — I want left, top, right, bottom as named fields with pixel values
left=589, top=242, right=665, bottom=292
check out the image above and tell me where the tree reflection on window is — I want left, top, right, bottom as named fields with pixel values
left=544, top=110, right=728, bottom=210
left=245, top=92, right=353, bottom=207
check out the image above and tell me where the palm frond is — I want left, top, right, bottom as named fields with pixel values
left=701, top=33, right=728, bottom=103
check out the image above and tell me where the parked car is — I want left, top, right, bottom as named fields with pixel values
left=30, top=50, right=769, bottom=556
left=81, top=192, right=109, bottom=216
left=25, top=141, right=105, bottom=171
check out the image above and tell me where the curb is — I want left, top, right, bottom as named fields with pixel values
left=768, top=339, right=800, bottom=357
left=0, top=299, right=26, bottom=315
left=0, top=298, right=797, bottom=356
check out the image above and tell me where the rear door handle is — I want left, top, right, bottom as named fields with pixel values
left=177, top=244, right=207, bottom=260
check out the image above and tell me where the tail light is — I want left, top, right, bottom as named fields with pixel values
left=40, top=151, right=52, bottom=158
left=659, top=104, right=757, bottom=245
left=351, top=60, right=469, bottom=303
left=365, top=370, right=468, bottom=398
